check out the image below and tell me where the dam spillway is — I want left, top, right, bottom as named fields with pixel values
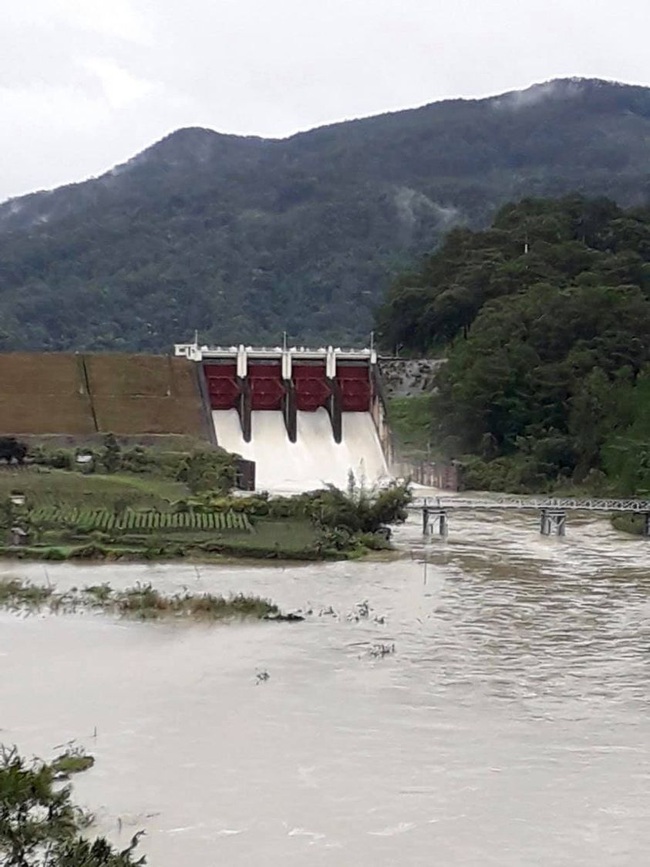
left=213, top=408, right=388, bottom=493
left=175, top=343, right=391, bottom=494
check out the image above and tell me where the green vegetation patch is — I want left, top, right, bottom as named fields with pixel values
left=611, top=513, right=648, bottom=536
left=0, top=578, right=281, bottom=623
left=378, top=196, right=650, bottom=495
left=0, top=466, right=187, bottom=510
left=50, top=748, right=95, bottom=777
left=0, top=746, right=144, bottom=866
left=387, top=395, right=433, bottom=459
left=29, top=505, right=252, bottom=533
left=0, top=577, right=53, bottom=607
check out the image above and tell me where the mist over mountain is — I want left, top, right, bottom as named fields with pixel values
left=1, top=77, right=650, bottom=351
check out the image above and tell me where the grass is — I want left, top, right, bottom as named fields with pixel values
left=0, top=468, right=382, bottom=563
left=387, top=395, right=433, bottom=459
left=0, top=577, right=53, bottom=606
left=51, top=748, right=95, bottom=777
left=113, top=584, right=279, bottom=620
left=611, top=513, right=648, bottom=536
left=86, top=355, right=207, bottom=436
left=0, top=353, right=94, bottom=435
left=0, top=353, right=209, bottom=438
left=0, top=466, right=187, bottom=509
left=0, top=578, right=283, bottom=622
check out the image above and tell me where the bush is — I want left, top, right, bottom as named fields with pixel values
left=0, top=747, right=145, bottom=866
left=176, top=451, right=236, bottom=494
left=31, top=448, right=74, bottom=470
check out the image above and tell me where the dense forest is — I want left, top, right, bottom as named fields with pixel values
left=2, top=78, right=650, bottom=350
left=377, top=196, right=650, bottom=494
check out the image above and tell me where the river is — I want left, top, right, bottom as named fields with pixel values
left=2, top=506, right=650, bottom=865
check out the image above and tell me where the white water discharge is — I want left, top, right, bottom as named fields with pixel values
left=212, top=408, right=388, bottom=493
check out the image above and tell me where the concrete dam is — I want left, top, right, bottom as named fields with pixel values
left=175, top=343, right=391, bottom=493
left=0, top=345, right=392, bottom=494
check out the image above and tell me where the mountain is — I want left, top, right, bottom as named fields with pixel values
left=1, top=77, right=650, bottom=351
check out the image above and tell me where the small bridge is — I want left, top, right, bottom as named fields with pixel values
left=410, top=497, right=650, bottom=537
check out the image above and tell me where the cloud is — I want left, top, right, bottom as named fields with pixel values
left=492, top=79, right=588, bottom=111
left=18, top=0, right=152, bottom=44
left=80, top=58, right=156, bottom=109
left=1, top=0, right=650, bottom=201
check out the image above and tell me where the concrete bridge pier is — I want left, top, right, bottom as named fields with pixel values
left=540, top=508, right=567, bottom=536
left=422, top=504, right=448, bottom=537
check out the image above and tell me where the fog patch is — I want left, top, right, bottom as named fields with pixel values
left=393, top=187, right=460, bottom=242
left=492, top=78, right=588, bottom=111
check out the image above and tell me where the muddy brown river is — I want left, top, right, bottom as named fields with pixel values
left=2, top=507, right=650, bottom=865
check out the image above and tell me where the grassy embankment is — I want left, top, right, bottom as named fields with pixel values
left=0, top=466, right=323, bottom=561
left=387, top=395, right=433, bottom=462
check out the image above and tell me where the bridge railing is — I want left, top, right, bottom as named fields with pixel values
left=409, top=496, right=650, bottom=513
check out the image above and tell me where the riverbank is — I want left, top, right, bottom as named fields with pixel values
left=0, top=465, right=406, bottom=563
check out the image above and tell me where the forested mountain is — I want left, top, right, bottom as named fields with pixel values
left=2, top=78, right=650, bottom=350
left=378, top=196, right=650, bottom=494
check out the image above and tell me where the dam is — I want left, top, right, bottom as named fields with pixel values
left=0, top=345, right=393, bottom=495
left=174, top=342, right=391, bottom=493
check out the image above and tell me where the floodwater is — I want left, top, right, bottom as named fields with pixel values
left=3, top=505, right=650, bottom=865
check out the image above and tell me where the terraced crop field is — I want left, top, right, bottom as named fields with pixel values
left=30, top=506, right=253, bottom=533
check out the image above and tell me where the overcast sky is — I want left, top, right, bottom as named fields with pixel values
left=2, top=0, right=649, bottom=203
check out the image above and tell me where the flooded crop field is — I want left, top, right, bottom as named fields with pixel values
left=3, top=507, right=650, bottom=865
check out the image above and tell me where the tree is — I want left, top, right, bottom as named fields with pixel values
left=0, top=437, right=27, bottom=465
left=100, top=435, right=121, bottom=475
left=0, top=747, right=145, bottom=867
left=177, top=451, right=235, bottom=494
left=381, top=196, right=650, bottom=491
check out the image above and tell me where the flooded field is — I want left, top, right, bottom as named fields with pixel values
left=2, top=507, right=650, bottom=865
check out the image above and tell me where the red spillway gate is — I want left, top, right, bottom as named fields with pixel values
left=336, top=365, right=371, bottom=412
left=248, top=362, right=285, bottom=411
left=204, top=362, right=240, bottom=409
left=293, top=363, right=331, bottom=411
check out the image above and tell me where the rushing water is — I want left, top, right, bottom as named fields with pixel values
left=2, top=506, right=650, bottom=865
left=211, top=408, right=388, bottom=492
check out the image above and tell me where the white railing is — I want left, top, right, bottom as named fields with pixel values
left=410, top=496, right=650, bottom=513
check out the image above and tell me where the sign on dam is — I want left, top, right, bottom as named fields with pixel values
left=175, top=342, right=392, bottom=493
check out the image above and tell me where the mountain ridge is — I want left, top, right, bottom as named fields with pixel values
left=1, top=77, right=649, bottom=350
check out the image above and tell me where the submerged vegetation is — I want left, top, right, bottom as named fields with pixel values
left=0, top=578, right=282, bottom=623
left=50, top=748, right=95, bottom=779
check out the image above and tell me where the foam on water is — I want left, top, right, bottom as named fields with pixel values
left=212, top=408, right=388, bottom=493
